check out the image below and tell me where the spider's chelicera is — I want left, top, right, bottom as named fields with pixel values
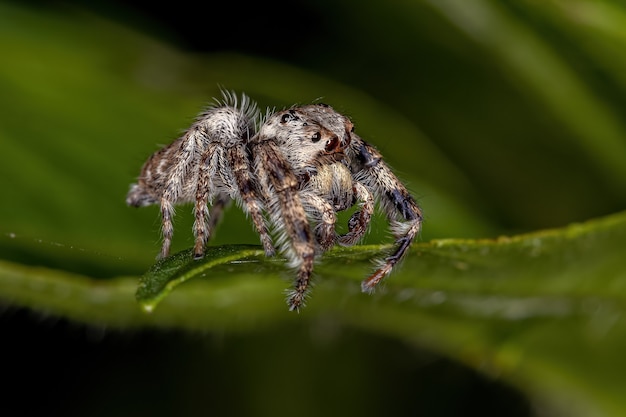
left=127, top=91, right=423, bottom=311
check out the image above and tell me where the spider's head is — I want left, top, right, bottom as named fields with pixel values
left=299, top=103, right=354, bottom=145
left=259, top=106, right=353, bottom=168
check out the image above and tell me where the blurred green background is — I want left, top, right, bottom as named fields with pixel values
left=2, top=0, right=626, bottom=416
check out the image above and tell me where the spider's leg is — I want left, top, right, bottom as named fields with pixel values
left=157, top=132, right=204, bottom=259
left=337, top=182, right=374, bottom=246
left=193, top=143, right=220, bottom=258
left=350, top=137, right=423, bottom=292
left=193, top=191, right=231, bottom=258
left=159, top=198, right=175, bottom=259
left=301, top=192, right=337, bottom=252
left=254, top=141, right=315, bottom=311
left=206, top=193, right=231, bottom=237
left=227, top=144, right=275, bottom=257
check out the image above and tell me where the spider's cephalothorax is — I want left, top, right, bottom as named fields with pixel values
left=127, top=92, right=422, bottom=311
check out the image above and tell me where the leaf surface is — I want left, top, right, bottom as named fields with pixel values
left=4, top=211, right=624, bottom=415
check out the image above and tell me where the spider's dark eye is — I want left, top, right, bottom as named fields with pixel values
left=311, top=132, right=321, bottom=143
left=350, top=125, right=355, bottom=133
left=281, top=110, right=299, bottom=124
left=317, top=103, right=330, bottom=108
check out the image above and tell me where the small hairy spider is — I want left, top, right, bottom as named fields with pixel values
left=127, top=91, right=422, bottom=311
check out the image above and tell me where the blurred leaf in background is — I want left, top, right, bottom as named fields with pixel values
left=1, top=0, right=626, bottom=416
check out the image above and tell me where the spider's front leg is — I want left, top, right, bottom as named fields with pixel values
left=253, top=140, right=316, bottom=311
left=350, top=137, right=423, bottom=292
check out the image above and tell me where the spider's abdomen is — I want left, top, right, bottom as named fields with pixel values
left=197, top=107, right=254, bottom=147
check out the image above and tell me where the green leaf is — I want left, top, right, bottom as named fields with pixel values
left=2, top=210, right=626, bottom=415
left=136, top=245, right=265, bottom=313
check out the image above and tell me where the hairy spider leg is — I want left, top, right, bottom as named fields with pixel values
left=350, top=137, right=423, bottom=292
left=193, top=143, right=220, bottom=258
left=159, top=198, right=175, bottom=259
left=227, top=145, right=275, bottom=257
left=206, top=194, right=231, bottom=239
left=254, top=140, right=316, bottom=311
left=158, top=131, right=205, bottom=259
left=192, top=143, right=275, bottom=259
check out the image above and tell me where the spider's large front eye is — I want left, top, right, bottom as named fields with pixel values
left=325, top=136, right=340, bottom=152
left=311, top=132, right=321, bottom=143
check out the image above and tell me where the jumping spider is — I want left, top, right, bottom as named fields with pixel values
left=127, top=91, right=423, bottom=311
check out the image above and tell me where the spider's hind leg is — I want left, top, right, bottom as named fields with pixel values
left=193, top=192, right=231, bottom=259
left=159, top=197, right=175, bottom=259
